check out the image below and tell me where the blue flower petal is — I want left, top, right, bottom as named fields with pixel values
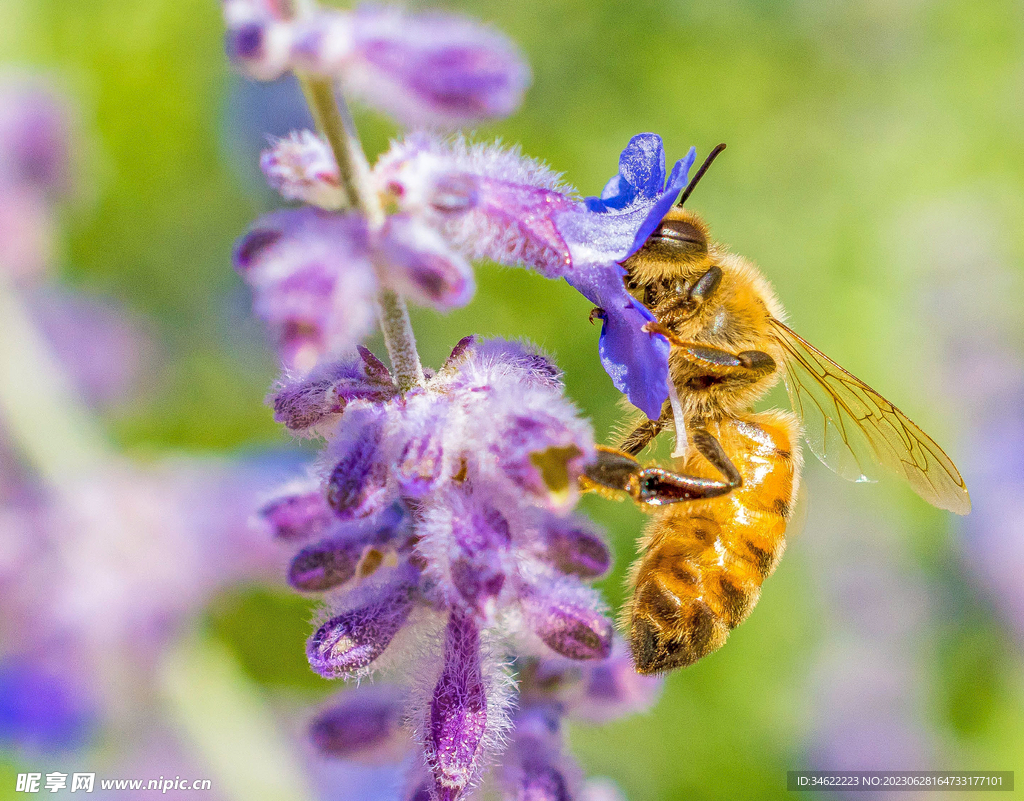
left=626, top=146, right=696, bottom=257
left=597, top=295, right=671, bottom=421
left=0, top=660, right=93, bottom=753
left=616, top=133, right=667, bottom=199
left=567, top=270, right=671, bottom=421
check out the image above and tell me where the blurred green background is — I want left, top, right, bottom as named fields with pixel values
left=3, top=0, right=1024, bottom=798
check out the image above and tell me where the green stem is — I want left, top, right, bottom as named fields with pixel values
left=298, top=75, right=425, bottom=392
left=0, top=272, right=111, bottom=486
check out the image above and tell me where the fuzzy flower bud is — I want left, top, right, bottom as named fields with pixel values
left=259, top=482, right=336, bottom=542
left=237, top=195, right=481, bottom=370
left=524, top=589, right=613, bottom=661
left=502, top=705, right=574, bottom=801
left=260, top=130, right=344, bottom=209
left=425, top=612, right=488, bottom=799
left=325, top=405, right=392, bottom=520
left=310, top=684, right=410, bottom=763
left=288, top=535, right=361, bottom=592
left=307, top=569, right=418, bottom=678
left=289, top=508, right=408, bottom=592
left=375, top=214, right=474, bottom=310
left=539, top=518, right=611, bottom=579
left=270, top=347, right=398, bottom=435
left=225, top=19, right=294, bottom=81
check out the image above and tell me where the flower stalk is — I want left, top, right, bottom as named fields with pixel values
left=297, top=74, right=425, bottom=392
left=0, top=272, right=111, bottom=486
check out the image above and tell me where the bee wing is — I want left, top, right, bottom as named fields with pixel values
left=769, top=318, right=971, bottom=515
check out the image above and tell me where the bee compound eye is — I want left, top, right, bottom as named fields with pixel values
left=652, top=219, right=707, bottom=250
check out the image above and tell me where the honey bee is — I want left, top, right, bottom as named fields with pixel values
left=583, top=144, right=970, bottom=675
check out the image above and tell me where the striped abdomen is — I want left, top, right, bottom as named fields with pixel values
left=627, top=410, right=801, bottom=674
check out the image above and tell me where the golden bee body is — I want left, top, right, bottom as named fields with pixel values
left=628, top=411, right=801, bottom=671
left=587, top=192, right=970, bottom=674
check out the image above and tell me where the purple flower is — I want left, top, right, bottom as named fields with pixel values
left=224, top=4, right=529, bottom=128
left=376, top=215, right=474, bottom=311
left=234, top=208, right=377, bottom=371
left=497, top=644, right=661, bottom=801
left=260, top=480, right=337, bottom=541
left=236, top=205, right=476, bottom=370
left=373, top=134, right=578, bottom=278
left=267, top=339, right=618, bottom=798
left=373, top=133, right=695, bottom=419
left=307, top=565, right=419, bottom=679
left=307, top=637, right=660, bottom=800
left=524, top=588, right=613, bottom=661
left=270, top=347, right=398, bottom=435
left=557, top=135, right=696, bottom=420
left=310, top=684, right=410, bottom=763
left=424, top=612, right=489, bottom=799
left=537, top=517, right=611, bottom=579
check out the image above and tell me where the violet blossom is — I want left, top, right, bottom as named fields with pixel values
left=906, top=198, right=1024, bottom=646
left=223, top=2, right=529, bottom=129
left=261, top=337, right=638, bottom=799
left=0, top=81, right=295, bottom=756
left=801, top=480, right=942, bottom=787
left=0, top=78, right=75, bottom=283
left=372, top=132, right=691, bottom=419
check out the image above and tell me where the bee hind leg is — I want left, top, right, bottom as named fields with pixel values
left=633, top=428, right=741, bottom=505
left=582, top=430, right=741, bottom=507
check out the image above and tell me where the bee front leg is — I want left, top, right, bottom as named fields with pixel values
left=582, top=433, right=741, bottom=507
left=644, top=322, right=776, bottom=385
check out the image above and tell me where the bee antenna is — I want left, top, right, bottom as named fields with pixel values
left=677, top=143, right=727, bottom=207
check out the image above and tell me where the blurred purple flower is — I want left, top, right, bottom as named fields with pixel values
left=0, top=659, right=93, bottom=753
left=235, top=206, right=472, bottom=371
left=26, top=289, right=157, bottom=411
left=234, top=208, right=377, bottom=372
left=224, top=3, right=529, bottom=129
left=0, top=456, right=292, bottom=742
left=261, top=129, right=344, bottom=209
left=0, top=79, right=76, bottom=284
left=903, top=198, right=1024, bottom=646
left=801, top=482, right=940, bottom=792
left=0, top=79, right=75, bottom=200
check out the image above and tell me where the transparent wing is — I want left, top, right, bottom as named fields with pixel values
left=769, top=318, right=970, bottom=515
